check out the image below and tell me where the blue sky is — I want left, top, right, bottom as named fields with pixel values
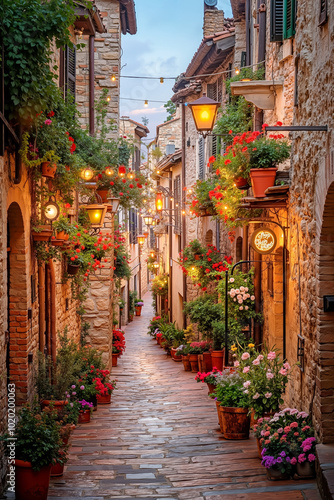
left=120, top=0, right=232, bottom=141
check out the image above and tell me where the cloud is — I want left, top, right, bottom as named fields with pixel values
left=131, top=106, right=165, bottom=116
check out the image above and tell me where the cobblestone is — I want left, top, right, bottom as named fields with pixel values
left=49, top=293, right=321, bottom=499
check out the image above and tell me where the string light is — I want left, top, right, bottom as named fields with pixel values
left=111, top=74, right=116, bottom=82
left=144, top=100, right=148, bottom=107
left=107, top=96, right=111, bottom=102
left=235, top=67, right=240, bottom=75
left=160, top=77, right=164, bottom=84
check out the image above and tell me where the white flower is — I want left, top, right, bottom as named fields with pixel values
left=233, top=298, right=236, bottom=302
left=235, top=289, right=240, bottom=294
left=229, top=278, right=235, bottom=283
left=265, top=392, right=272, bottom=398
left=240, top=286, right=245, bottom=292
left=244, top=389, right=249, bottom=394
left=251, top=295, right=255, bottom=301
left=244, top=287, right=249, bottom=292
left=237, top=294, right=242, bottom=300
left=239, top=306, right=243, bottom=310
left=238, top=299, right=243, bottom=304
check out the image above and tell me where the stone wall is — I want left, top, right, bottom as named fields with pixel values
left=0, top=155, right=6, bottom=495
left=157, top=108, right=181, bottom=155
left=203, top=9, right=225, bottom=38
left=76, top=0, right=121, bottom=136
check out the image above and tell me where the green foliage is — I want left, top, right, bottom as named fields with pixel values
left=184, top=294, right=222, bottom=339
left=188, top=177, right=218, bottom=216
left=215, top=371, right=249, bottom=408
left=1, top=402, right=63, bottom=471
left=248, top=135, right=291, bottom=170
left=129, top=291, right=138, bottom=315
left=34, top=242, right=61, bottom=265
left=164, top=99, right=176, bottom=122
left=151, top=273, right=168, bottom=296
left=1, top=0, right=86, bottom=121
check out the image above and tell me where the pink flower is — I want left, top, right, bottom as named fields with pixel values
left=250, top=295, right=255, bottom=300
left=234, top=361, right=240, bottom=367
left=283, top=362, right=291, bottom=370
left=291, top=457, right=297, bottom=465
left=265, top=392, right=272, bottom=398
left=290, top=422, right=298, bottom=428
left=252, top=358, right=260, bottom=366
left=279, top=368, right=288, bottom=375
left=266, top=371, right=274, bottom=379
left=257, top=354, right=264, bottom=361
left=277, top=428, right=284, bottom=434
left=44, top=119, right=52, bottom=125
left=253, top=393, right=260, bottom=399
left=264, top=431, right=270, bottom=437
left=243, top=381, right=251, bottom=388
left=243, top=366, right=250, bottom=373
left=308, top=454, right=316, bottom=462
left=267, top=351, right=276, bottom=360
left=241, top=352, right=250, bottom=360
left=298, top=453, right=306, bottom=463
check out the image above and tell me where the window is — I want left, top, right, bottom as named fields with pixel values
left=174, top=175, right=181, bottom=235
left=65, top=45, right=76, bottom=101
left=283, top=0, right=296, bottom=39
left=319, top=0, right=328, bottom=25
left=198, top=136, right=205, bottom=180
left=129, top=208, right=137, bottom=244
left=270, top=0, right=284, bottom=41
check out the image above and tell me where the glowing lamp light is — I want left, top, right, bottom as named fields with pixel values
left=250, top=227, right=277, bottom=255
left=143, top=215, right=153, bottom=226
left=151, top=218, right=157, bottom=226
left=188, top=93, right=220, bottom=137
left=84, top=204, right=107, bottom=228
left=44, top=200, right=60, bottom=221
left=144, top=100, right=148, bottom=107
left=80, top=167, right=94, bottom=181
left=111, top=74, right=116, bottom=82
left=137, top=234, right=146, bottom=246
left=127, top=170, right=134, bottom=180
left=118, top=165, right=126, bottom=177
left=235, top=67, right=240, bottom=75
left=153, top=262, right=159, bottom=269
left=156, top=192, right=163, bottom=212
left=105, top=166, right=115, bottom=176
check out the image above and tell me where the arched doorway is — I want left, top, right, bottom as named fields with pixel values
left=317, top=182, right=334, bottom=443
left=7, top=202, right=28, bottom=404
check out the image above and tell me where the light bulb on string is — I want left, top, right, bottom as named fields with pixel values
left=160, top=77, right=164, bottom=84
left=144, top=100, right=148, bottom=107
left=235, top=67, right=240, bottom=75
left=111, top=74, right=116, bottom=82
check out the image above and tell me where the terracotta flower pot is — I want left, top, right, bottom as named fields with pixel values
left=41, top=399, right=67, bottom=416
left=78, top=409, right=91, bottom=423
left=220, top=406, right=250, bottom=440
left=170, top=348, right=177, bottom=360
left=32, top=227, right=52, bottom=242
left=295, top=461, right=315, bottom=478
left=51, top=449, right=66, bottom=477
left=55, top=230, right=68, bottom=240
left=203, top=352, right=213, bottom=372
left=198, top=354, right=205, bottom=372
left=207, top=383, right=216, bottom=396
left=234, top=176, right=250, bottom=189
left=266, top=466, right=290, bottom=480
left=211, top=350, right=224, bottom=371
left=96, top=188, right=109, bottom=203
left=256, top=437, right=263, bottom=459
left=67, top=263, right=80, bottom=275
left=112, top=353, right=118, bottom=367
left=97, top=393, right=111, bottom=404
left=135, top=306, right=142, bottom=316
left=182, top=355, right=191, bottom=371
left=41, top=161, right=57, bottom=178
left=14, top=460, right=52, bottom=500
left=250, top=167, right=277, bottom=198
left=188, top=353, right=199, bottom=372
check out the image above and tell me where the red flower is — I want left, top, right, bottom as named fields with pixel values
left=129, top=184, right=134, bottom=188
left=47, top=111, right=55, bottom=117
left=224, top=159, right=231, bottom=165
left=208, top=155, right=215, bottom=163
left=137, top=183, right=142, bottom=188
left=122, top=178, right=126, bottom=183
left=262, top=123, right=269, bottom=129
left=110, top=181, right=114, bottom=186
left=276, top=121, right=283, bottom=126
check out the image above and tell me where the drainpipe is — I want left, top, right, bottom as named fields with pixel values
left=181, top=101, right=187, bottom=328
left=169, top=169, right=173, bottom=322
left=89, top=35, right=95, bottom=135
left=38, top=266, right=45, bottom=353
left=258, top=3, right=266, bottom=66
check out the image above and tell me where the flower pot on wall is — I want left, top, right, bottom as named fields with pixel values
left=41, top=400, right=67, bottom=416
left=41, top=161, right=57, bottom=178
left=32, top=227, right=52, bottom=242
left=14, top=460, right=52, bottom=500
left=220, top=406, right=250, bottom=440
left=234, top=176, right=250, bottom=190
left=67, top=263, right=80, bottom=275
left=249, top=167, right=277, bottom=198
left=96, top=188, right=109, bottom=203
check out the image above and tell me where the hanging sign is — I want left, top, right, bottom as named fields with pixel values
left=250, top=227, right=277, bottom=255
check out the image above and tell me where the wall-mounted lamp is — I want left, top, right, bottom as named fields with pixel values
left=137, top=234, right=146, bottom=246
left=44, top=199, right=60, bottom=222
left=188, top=93, right=220, bottom=138
left=106, top=195, right=120, bottom=214
left=143, top=215, right=153, bottom=226
left=155, top=192, right=163, bottom=212
left=83, top=204, right=107, bottom=228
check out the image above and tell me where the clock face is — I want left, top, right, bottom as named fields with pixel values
left=204, top=0, right=218, bottom=6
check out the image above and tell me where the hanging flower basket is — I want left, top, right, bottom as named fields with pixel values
left=67, top=263, right=80, bottom=275
left=250, top=167, right=277, bottom=197
left=32, top=226, right=52, bottom=242
left=41, top=161, right=57, bottom=178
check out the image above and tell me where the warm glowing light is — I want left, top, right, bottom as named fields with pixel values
left=137, top=234, right=146, bottom=245
left=156, top=192, right=163, bottom=212
left=224, top=206, right=228, bottom=210
left=157, top=170, right=160, bottom=174
left=143, top=215, right=153, bottom=226
left=118, top=166, right=126, bottom=177
left=107, top=96, right=111, bottom=102
left=235, top=67, right=240, bottom=75
left=44, top=201, right=60, bottom=221
left=84, top=204, right=107, bottom=228
left=182, top=210, right=186, bottom=215
left=144, top=100, right=148, bottom=106
left=111, top=74, right=116, bottom=81
left=250, top=228, right=277, bottom=255
left=127, top=171, right=134, bottom=179
left=160, top=77, right=164, bottom=84
left=105, top=166, right=114, bottom=176
left=188, top=93, right=220, bottom=136
left=80, top=167, right=94, bottom=181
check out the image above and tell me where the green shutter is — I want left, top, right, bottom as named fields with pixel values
left=283, top=0, right=296, bottom=39
left=270, top=0, right=283, bottom=42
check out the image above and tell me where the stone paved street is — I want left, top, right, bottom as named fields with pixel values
left=49, top=294, right=321, bottom=500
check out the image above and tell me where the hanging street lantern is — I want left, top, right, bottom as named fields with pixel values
left=143, top=214, right=153, bottom=226
left=137, top=234, right=146, bottom=246
left=44, top=199, right=60, bottom=222
left=105, top=166, right=115, bottom=176
left=80, top=167, right=94, bottom=181
left=188, top=93, right=220, bottom=137
left=155, top=192, right=163, bottom=212
left=106, top=195, right=120, bottom=214
left=127, top=170, right=134, bottom=180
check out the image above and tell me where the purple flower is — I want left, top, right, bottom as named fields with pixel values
left=80, top=385, right=85, bottom=390
left=71, top=385, right=76, bottom=389
left=70, top=403, right=73, bottom=408
left=280, top=451, right=286, bottom=457
left=308, top=454, right=316, bottom=462
left=72, top=392, right=77, bottom=396
left=298, top=453, right=306, bottom=463
left=66, top=394, right=71, bottom=398
left=276, top=457, right=283, bottom=463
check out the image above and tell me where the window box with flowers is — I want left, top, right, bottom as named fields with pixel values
left=187, top=176, right=218, bottom=217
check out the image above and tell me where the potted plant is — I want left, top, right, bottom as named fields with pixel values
left=215, top=371, right=250, bottom=439
left=195, top=367, right=222, bottom=396
left=135, top=298, right=144, bottom=316
left=187, top=342, right=210, bottom=372
left=112, top=329, right=126, bottom=365
left=129, top=290, right=137, bottom=321
left=1, top=403, right=63, bottom=500
left=187, top=177, right=218, bottom=217
left=31, top=220, right=53, bottom=242
left=53, top=215, right=74, bottom=241
left=255, top=408, right=316, bottom=480
left=95, top=370, right=116, bottom=404
left=76, top=400, right=94, bottom=423
left=234, top=344, right=292, bottom=419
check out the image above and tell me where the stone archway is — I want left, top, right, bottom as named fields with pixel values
left=7, top=202, right=28, bottom=404
left=317, top=182, right=334, bottom=443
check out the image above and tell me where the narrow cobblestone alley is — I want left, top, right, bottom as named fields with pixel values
left=48, top=295, right=321, bottom=500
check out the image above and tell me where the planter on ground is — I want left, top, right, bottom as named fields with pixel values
left=14, top=460, right=52, bottom=500
left=220, top=406, right=250, bottom=440
left=182, top=355, right=191, bottom=371
left=188, top=353, right=199, bottom=372
left=211, top=350, right=224, bottom=371
left=78, top=409, right=91, bottom=423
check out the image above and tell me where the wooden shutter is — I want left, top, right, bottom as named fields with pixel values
left=319, top=0, right=328, bottom=25
left=66, top=45, right=76, bottom=101
left=270, top=0, right=284, bottom=42
left=198, top=136, right=205, bottom=180
left=283, top=0, right=296, bottom=39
